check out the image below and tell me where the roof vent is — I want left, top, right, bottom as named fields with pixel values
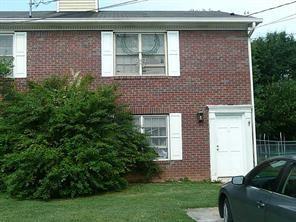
left=57, top=0, right=99, bottom=12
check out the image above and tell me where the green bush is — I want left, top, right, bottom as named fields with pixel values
left=0, top=74, right=159, bottom=199
left=0, top=57, right=15, bottom=99
left=0, top=57, right=13, bottom=78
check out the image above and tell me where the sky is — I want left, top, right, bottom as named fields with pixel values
left=1, top=0, right=296, bottom=37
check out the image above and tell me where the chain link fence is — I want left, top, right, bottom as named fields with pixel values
left=257, top=140, right=296, bottom=163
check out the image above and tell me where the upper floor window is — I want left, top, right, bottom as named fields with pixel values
left=0, top=32, right=27, bottom=78
left=0, top=35, right=13, bottom=57
left=115, top=33, right=167, bottom=76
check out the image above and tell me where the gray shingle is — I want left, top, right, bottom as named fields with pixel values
left=0, top=10, right=250, bottom=19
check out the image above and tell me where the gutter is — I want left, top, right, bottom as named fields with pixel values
left=0, top=17, right=263, bottom=24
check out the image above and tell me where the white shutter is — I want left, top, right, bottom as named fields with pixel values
left=167, top=31, right=180, bottom=76
left=14, top=32, right=27, bottom=78
left=170, top=113, right=183, bottom=160
left=101, top=32, right=114, bottom=77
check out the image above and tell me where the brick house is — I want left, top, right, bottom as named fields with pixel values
left=0, top=0, right=262, bottom=181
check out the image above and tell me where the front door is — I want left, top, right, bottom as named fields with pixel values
left=215, top=115, right=244, bottom=177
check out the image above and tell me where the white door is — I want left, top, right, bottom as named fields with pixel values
left=215, top=115, right=244, bottom=177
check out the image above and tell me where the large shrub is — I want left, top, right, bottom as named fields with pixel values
left=0, top=74, right=159, bottom=199
left=0, top=57, right=13, bottom=77
left=0, top=57, right=15, bottom=99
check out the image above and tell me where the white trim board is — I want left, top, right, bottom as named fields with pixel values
left=208, top=105, right=252, bottom=113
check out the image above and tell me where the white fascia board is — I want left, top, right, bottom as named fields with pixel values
left=207, top=105, right=253, bottom=113
left=0, top=17, right=263, bottom=24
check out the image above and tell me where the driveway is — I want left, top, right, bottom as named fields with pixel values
left=187, top=208, right=223, bottom=222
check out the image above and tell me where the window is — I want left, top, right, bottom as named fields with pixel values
left=0, top=32, right=27, bottom=78
left=248, top=160, right=287, bottom=192
left=282, top=165, right=296, bottom=198
left=115, top=33, right=166, bottom=76
left=0, top=34, right=14, bottom=77
left=134, top=115, right=169, bottom=160
left=102, top=31, right=180, bottom=77
left=0, top=34, right=13, bottom=57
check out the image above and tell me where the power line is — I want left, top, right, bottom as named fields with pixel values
left=32, top=0, right=56, bottom=7
left=257, top=14, right=296, bottom=28
left=248, top=0, right=296, bottom=16
left=22, top=0, right=150, bottom=23
left=29, top=0, right=150, bottom=11
left=100, top=0, right=149, bottom=10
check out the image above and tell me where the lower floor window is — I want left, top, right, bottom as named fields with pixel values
left=134, top=115, right=169, bottom=160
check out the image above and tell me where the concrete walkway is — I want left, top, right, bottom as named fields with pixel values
left=187, top=208, right=223, bottom=222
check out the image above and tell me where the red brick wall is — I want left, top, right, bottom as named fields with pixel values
left=16, top=30, right=251, bottom=181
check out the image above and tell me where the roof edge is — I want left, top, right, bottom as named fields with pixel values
left=0, top=17, right=263, bottom=24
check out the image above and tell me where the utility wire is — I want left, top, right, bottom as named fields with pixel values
left=30, top=0, right=149, bottom=11
left=100, top=0, right=149, bottom=10
left=19, top=0, right=150, bottom=23
left=32, top=0, right=56, bottom=8
left=16, top=0, right=296, bottom=27
left=248, top=0, right=296, bottom=16
left=257, top=13, right=296, bottom=28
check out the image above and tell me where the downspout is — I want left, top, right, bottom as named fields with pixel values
left=248, top=22, right=258, bottom=166
left=56, top=0, right=60, bottom=12
left=248, top=22, right=256, bottom=37
left=96, top=0, right=99, bottom=12
left=29, top=0, right=33, bottom=18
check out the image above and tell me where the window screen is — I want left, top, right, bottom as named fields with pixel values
left=115, top=33, right=166, bottom=75
left=133, top=116, right=169, bottom=160
left=0, top=35, right=13, bottom=56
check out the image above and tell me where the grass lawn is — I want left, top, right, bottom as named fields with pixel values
left=0, top=181, right=220, bottom=222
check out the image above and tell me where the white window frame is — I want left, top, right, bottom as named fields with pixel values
left=114, top=33, right=168, bottom=76
left=134, top=115, right=170, bottom=161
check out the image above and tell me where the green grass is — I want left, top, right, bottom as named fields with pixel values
left=0, top=182, right=220, bottom=222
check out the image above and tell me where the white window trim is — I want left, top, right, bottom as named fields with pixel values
left=114, top=32, right=168, bottom=76
left=135, top=115, right=170, bottom=161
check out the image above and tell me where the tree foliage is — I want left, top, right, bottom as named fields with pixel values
left=0, top=57, right=15, bottom=99
left=0, top=74, right=159, bottom=200
left=255, top=81, right=296, bottom=139
left=252, top=32, right=296, bottom=139
left=0, top=57, right=13, bottom=78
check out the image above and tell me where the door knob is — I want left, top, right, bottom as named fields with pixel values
left=256, top=201, right=265, bottom=208
left=216, top=145, right=219, bottom=151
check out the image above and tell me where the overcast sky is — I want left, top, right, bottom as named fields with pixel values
left=1, top=0, right=296, bottom=37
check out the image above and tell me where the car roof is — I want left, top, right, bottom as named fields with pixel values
left=261, top=156, right=296, bottom=163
